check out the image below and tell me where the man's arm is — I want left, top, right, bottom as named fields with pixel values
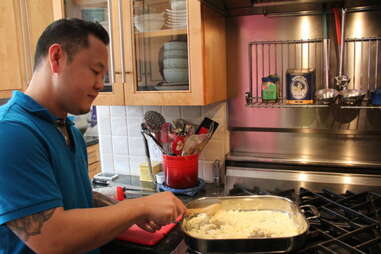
left=92, top=191, right=118, bottom=207
left=7, top=208, right=56, bottom=242
left=7, top=191, right=186, bottom=254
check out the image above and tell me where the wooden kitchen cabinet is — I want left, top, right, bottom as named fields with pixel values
left=87, top=143, right=101, bottom=179
left=0, top=0, right=54, bottom=99
left=53, top=0, right=227, bottom=106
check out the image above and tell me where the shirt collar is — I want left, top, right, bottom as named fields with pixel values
left=11, top=91, right=74, bottom=126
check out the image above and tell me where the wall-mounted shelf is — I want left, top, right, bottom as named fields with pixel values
left=340, top=105, right=381, bottom=109
left=246, top=37, right=381, bottom=109
left=245, top=102, right=329, bottom=108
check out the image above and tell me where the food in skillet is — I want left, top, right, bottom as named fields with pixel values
left=184, top=209, right=299, bottom=239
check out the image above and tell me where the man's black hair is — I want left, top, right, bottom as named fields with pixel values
left=33, top=18, right=109, bottom=71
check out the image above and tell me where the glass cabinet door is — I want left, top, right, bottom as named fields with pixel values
left=132, top=0, right=189, bottom=92
left=63, top=0, right=112, bottom=92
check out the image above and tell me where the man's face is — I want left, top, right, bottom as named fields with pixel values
left=56, top=35, right=108, bottom=115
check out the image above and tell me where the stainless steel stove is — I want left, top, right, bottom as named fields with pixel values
left=231, top=185, right=381, bottom=254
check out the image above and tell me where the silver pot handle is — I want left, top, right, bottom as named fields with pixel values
left=300, top=204, right=320, bottom=220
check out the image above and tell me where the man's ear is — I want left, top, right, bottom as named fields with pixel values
left=48, top=43, right=66, bottom=73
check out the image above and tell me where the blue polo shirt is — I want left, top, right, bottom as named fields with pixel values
left=0, top=91, right=99, bottom=254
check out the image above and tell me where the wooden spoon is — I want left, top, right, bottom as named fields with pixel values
left=187, top=203, right=221, bottom=216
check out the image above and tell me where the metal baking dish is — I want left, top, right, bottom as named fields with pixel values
left=181, top=195, right=312, bottom=253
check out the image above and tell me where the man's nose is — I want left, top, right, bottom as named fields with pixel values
left=94, top=77, right=105, bottom=91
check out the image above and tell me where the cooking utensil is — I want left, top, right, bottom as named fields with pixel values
left=322, top=9, right=329, bottom=89
left=141, top=123, right=165, bottom=153
left=339, top=89, right=367, bottom=105
left=334, top=8, right=351, bottom=91
left=141, top=131, right=156, bottom=190
left=315, top=88, right=339, bottom=105
left=182, top=195, right=316, bottom=253
left=144, top=111, right=165, bottom=144
left=187, top=203, right=221, bottom=216
left=160, top=122, right=175, bottom=155
left=144, top=111, right=165, bottom=133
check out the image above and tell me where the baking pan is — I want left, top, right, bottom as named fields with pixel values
left=182, top=195, right=315, bottom=253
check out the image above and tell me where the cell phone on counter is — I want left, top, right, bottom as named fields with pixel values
left=93, top=172, right=119, bottom=181
left=195, top=118, right=219, bottom=135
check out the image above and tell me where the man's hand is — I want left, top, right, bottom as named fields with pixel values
left=133, top=191, right=186, bottom=229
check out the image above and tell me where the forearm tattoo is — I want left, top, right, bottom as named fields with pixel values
left=7, top=208, right=56, bottom=241
left=92, top=191, right=118, bottom=207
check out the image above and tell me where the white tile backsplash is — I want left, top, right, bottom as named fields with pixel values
left=127, top=118, right=142, bottom=138
left=97, top=102, right=229, bottom=183
left=99, top=135, right=113, bottom=154
left=112, top=136, right=129, bottom=155
left=162, top=106, right=181, bottom=118
left=113, top=154, right=130, bottom=175
left=110, top=106, right=127, bottom=118
left=100, top=153, right=114, bottom=173
left=111, top=117, right=128, bottom=136
left=143, top=106, right=162, bottom=114
left=181, top=106, right=202, bottom=118
left=128, top=137, right=146, bottom=156
left=126, top=106, right=143, bottom=118
left=97, top=116, right=111, bottom=136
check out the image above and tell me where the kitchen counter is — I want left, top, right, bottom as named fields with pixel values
left=97, top=175, right=224, bottom=254
left=84, top=135, right=99, bottom=147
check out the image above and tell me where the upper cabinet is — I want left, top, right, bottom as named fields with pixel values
left=0, top=0, right=54, bottom=99
left=53, top=0, right=227, bottom=106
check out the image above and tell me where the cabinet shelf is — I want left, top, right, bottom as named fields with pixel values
left=135, top=28, right=187, bottom=38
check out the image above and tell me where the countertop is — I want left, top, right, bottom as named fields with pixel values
left=84, top=135, right=99, bottom=147
left=96, top=175, right=224, bottom=254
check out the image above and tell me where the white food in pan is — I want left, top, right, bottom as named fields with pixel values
left=184, top=210, right=300, bottom=239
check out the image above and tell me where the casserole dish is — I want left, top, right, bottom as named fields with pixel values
left=181, top=196, right=313, bottom=253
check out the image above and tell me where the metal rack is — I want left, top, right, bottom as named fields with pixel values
left=246, top=37, right=381, bottom=109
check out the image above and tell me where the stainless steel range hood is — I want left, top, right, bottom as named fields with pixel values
left=200, top=0, right=381, bottom=16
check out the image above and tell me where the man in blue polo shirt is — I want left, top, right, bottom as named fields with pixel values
left=0, top=19, right=186, bottom=254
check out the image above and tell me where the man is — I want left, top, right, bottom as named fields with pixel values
left=0, top=19, right=186, bottom=254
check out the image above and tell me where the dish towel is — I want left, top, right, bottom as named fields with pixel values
left=158, top=179, right=205, bottom=196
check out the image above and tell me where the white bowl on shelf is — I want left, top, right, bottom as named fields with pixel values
left=163, top=58, right=188, bottom=68
left=163, top=68, right=189, bottom=83
left=134, top=14, right=164, bottom=32
left=164, top=41, right=187, bottom=50
left=81, top=7, right=107, bottom=22
left=170, top=0, right=187, bottom=10
left=167, top=15, right=187, bottom=21
left=166, top=8, right=187, bottom=14
left=163, top=49, right=188, bottom=58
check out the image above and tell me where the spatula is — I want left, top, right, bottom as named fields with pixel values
left=187, top=203, right=221, bottom=216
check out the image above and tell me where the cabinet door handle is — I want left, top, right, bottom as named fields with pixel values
left=107, top=0, right=115, bottom=84
left=118, top=0, right=126, bottom=83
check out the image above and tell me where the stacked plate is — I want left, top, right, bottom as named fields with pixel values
left=165, top=9, right=187, bottom=29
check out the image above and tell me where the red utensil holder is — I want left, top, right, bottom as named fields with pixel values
left=163, top=154, right=198, bottom=189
